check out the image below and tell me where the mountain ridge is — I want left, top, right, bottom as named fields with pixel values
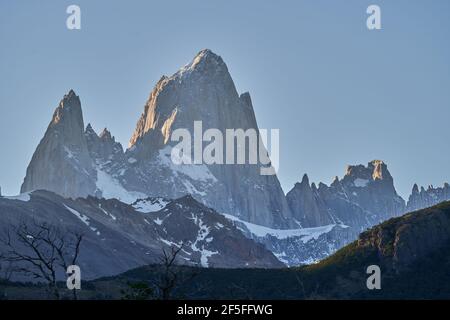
left=0, top=189, right=283, bottom=281
left=3, top=200, right=448, bottom=299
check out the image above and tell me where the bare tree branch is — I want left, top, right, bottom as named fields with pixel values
left=0, top=220, right=84, bottom=300
left=149, top=243, right=199, bottom=300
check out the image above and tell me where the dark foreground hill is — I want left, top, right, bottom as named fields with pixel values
left=2, top=201, right=450, bottom=299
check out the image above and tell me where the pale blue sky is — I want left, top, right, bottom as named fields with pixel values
left=1, top=0, right=449, bottom=199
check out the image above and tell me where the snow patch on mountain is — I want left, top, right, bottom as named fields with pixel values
left=189, top=214, right=218, bottom=267
left=2, top=193, right=32, bottom=202
left=132, top=197, right=170, bottom=213
left=127, top=158, right=137, bottom=164
left=96, top=168, right=146, bottom=204
left=354, top=178, right=369, bottom=188
left=221, top=213, right=344, bottom=243
left=157, top=146, right=218, bottom=183
left=98, top=204, right=117, bottom=221
left=64, top=204, right=100, bottom=235
left=64, top=146, right=76, bottom=160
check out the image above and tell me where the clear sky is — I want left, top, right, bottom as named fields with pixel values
left=1, top=0, right=449, bottom=199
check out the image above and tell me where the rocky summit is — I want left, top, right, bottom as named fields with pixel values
left=21, top=90, right=97, bottom=198
left=287, top=161, right=406, bottom=237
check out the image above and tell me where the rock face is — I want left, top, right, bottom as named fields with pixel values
left=21, top=90, right=97, bottom=198
left=286, top=174, right=334, bottom=227
left=406, top=183, right=450, bottom=212
left=287, top=160, right=406, bottom=238
left=124, top=49, right=291, bottom=228
left=85, top=125, right=125, bottom=166
left=0, top=190, right=282, bottom=280
left=21, top=50, right=292, bottom=228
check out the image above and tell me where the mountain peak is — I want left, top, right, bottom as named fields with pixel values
left=293, top=174, right=310, bottom=190
left=51, top=90, right=83, bottom=127
left=344, top=160, right=391, bottom=181
left=301, top=174, right=310, bottom=185
left=128, top=49, right=237, bottom=149
left=192, top=49, right=223, bottom=66
left=176, top=49, right=227, bottom=77
left=21, top=90, right=95, bottom=197
left=99, top=128, right=113, bottom=140
left=60, top=89, right=79, bottom=109
left=85, top=123, right=97, bottom=135
left=65, top=89, right=77, bottom=98
left=368, top=160, right=389, bottom=180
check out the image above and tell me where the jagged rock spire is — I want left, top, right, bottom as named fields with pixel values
left=21, top=90, right=96, bottom=197
left=407, top=182, right=450, bottom=212
left=85, top=123, right=97, bottom=136
left=51, top=89, right=82, bottom=126
left=128, top=49, right=236, bottom=149
left=99, top=128, right=113, bottom=140
left=301, top=174, right=309, bottom=185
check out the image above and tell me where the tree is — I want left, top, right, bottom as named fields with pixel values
left=120, top=244, right=200, bottom=300
left=0, top=220, right=83, bottom=300
left=148, top=244, right=199, bottom=300
left=155, top=245, right=184, bottom=300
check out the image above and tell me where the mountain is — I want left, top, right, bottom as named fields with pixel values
left=20, top=49, right=292, bottom=228
left=122, top=49, right=292, bottom=228
left=21, top=90, right=97, bottom=198
left=287, top=160, right=406, bottom=235
left=406, top=182, right=450, bottom=212
left=0, top=190, right=282, bottom=281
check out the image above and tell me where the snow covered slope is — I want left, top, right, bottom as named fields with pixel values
left=220, top=213, right=353, bottom=265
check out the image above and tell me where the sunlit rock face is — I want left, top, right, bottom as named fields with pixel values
left=21, top=50, right=293, bottom=228
left=123, top=49, right=293, bottom=228
left=336, top=160, right=406, bottom=224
